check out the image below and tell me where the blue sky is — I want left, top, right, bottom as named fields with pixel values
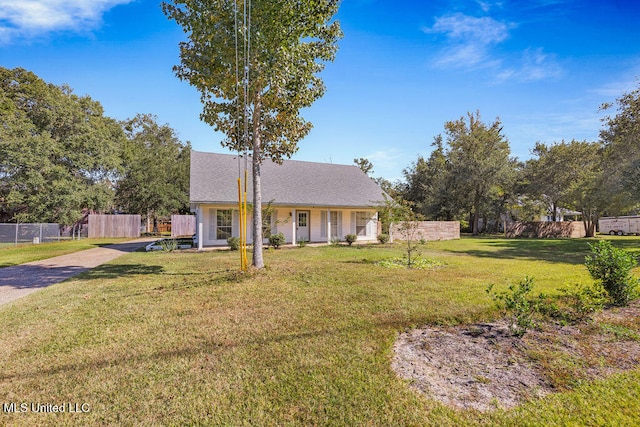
left=1, top=0, right=639, bottom=181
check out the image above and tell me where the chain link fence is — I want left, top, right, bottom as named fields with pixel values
left=0, top=223, right=61, bottom=245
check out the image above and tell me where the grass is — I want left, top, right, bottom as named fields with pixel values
left=0, top=236, right=639, bottom=425
left=0, top=238, right=134, bottom=268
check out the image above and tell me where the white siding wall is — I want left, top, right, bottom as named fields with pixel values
left=195, top=205, right=378, bottom=246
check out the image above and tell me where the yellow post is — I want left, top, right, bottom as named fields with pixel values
left=237, top=177, right=246, bottom=271
left=243, top=169, right=249, bottom=269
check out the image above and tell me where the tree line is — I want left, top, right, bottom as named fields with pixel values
left=362, top=86, right=640, bottom=237
left=3, top=65, right=639, bottom=239
left=0, top=67, right=190, bottom=227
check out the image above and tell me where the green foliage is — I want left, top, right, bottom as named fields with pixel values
left=378, top=195, right=426, bottom=267
left=599, top=323, right=640, bottom=341
left=297, top=237, right=307, bottom=248
left=162, top=0, right=342, bottom=160
left=227, top=237, right=240, bottom=251
left=377, top=233, right=389, bottom=244
left=401, top=136, right=462, bottom=221
left=600, top=84, right=640, bottom=210
left=345, top=234, right=357, bottom=246
left=117, top=114, right=190, bottom=222
left=444, top=111, right=512, bottom=235
left=525, top=140, right=605, bottom=236
left=353, top=157, right=374, bottom=175
left=487, top=276, right=536, bottom=337
left=268, top=232, right=286, bottom=249
left=159, top=238, right=178, bottom=253
left=330, top=236, right=341, bottom=246
left=376, top=257, right=444, bottom=270
left=560, top=282, right=608, bottom=321
left=0, top=67, right=124, bottom=224
left=585, top=240, right=638, bottom=306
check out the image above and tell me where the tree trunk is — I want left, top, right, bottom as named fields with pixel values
left=582, top=207, right=597, bottom=237
left=251, top=98, right=265, bottom=268
left=472, top=196, right=480, bottom=236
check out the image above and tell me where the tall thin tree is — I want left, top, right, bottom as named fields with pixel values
left=163, top=0, right=341, bottom=267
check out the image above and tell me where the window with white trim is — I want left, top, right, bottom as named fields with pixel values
left=330, top=211, right=338, bottom=237
left=355, top=211, right=369, bottom=236
left=217, top=209, right=233, bottom=240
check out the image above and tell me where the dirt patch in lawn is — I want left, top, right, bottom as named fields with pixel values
left=392, top=301, right=640, bottom=412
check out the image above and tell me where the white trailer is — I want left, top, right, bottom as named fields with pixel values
left=598, top=216, right=640, bottom=236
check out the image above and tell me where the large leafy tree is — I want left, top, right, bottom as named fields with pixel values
left=443, top=111, right=512, bottom=235
left=402, top=136, right=463, bottom=221
left=163, top=0, right=341, bottom=268
left=600, top=84, right=640, bottom=210
left=561, top=140, right=606, bottom=237
left=525, top=141, right=579, bottom=221
left=0, top=67, right=124, bottom=224
left=116, top=114, right=191, bottom=230
left=526, top=140, right=605, bottom=236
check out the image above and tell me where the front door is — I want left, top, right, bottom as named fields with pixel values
left=297, top=211, right=310, bottom=242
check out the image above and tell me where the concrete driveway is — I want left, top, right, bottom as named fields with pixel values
left=0, top=238, right=155, bottom=307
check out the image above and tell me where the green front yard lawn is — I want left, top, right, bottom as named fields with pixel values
left=0, top=237, right=638, bottom=426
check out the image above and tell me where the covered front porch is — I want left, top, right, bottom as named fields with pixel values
left=191, top=205, right=378, bottom=250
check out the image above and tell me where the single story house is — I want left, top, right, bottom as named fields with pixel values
left=190, top=150, right=388, bottom=248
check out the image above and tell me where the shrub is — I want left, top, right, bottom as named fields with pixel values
left=297, top=237, right=307, bottom=248
left=377, top=233, right=390, bottom=244
left=159, top=238, right=178, bottom=253
left=345, top=234, right=358, bottom=246
left=487, top=276, right=536, bottom=337
left=330, top=236, right=341, bottom=246
left=227, top=236, right=240, bottom=251
left=269, top=232, right=286, bottom=249
left=562, top=282, right=608, bottom=321
left=585, top=240, right=638, bottom=306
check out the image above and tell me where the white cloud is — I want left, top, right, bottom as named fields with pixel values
left=424, top=13, right=565, bottom=83
left=424, top=13, right=514, bottom=69
left=495, top=48, right=563, bottom=82
left=475, top=0, right=504, bottom=13
left=426, top=13, right=511, bottom=45
left=0, top=0, right=132, bottom=41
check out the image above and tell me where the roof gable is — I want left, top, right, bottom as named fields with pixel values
left=190, top=151, right=388, bottom=208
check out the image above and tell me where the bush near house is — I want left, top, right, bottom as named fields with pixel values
left=345, top=234, right=358, bottom=246
left=269, top=232, right=286, bottom=249
left=227, top=237, right=240, bottom=251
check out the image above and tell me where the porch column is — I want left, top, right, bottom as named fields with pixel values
left=197, top=206, right=203, bottom=251
left=327, top=209, right=331, bottom=244
left=291, top=208, right=297, bottom=244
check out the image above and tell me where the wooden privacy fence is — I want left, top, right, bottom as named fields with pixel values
left=505, top=221, right=586, bottom=238
left=88, top=215, right=141, bottom=238
left=390, top=221, right=460, bottom=242
left=171, top=215, right=196, bottom=237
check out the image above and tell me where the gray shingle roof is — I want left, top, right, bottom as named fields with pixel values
left=190, top=151, right=388, bottom=208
